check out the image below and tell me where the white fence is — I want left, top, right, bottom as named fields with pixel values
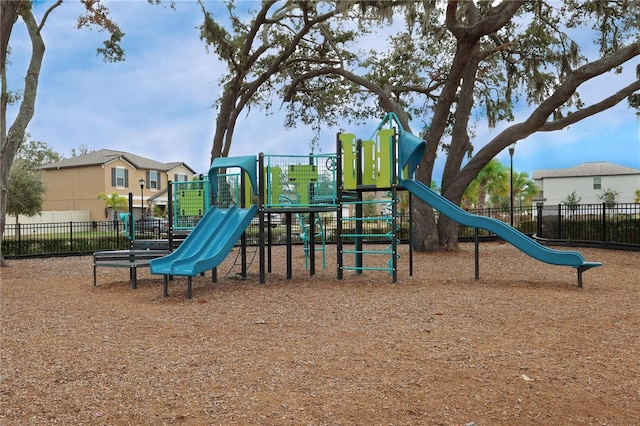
left=3, top=210, right=91, bottom=237
left=4, top=210, right=90, bottom=224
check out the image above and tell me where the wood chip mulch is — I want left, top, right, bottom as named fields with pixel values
left=1, top=242, right=639, bottom=425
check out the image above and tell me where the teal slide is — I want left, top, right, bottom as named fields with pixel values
left=402, top=178, right=602, bottom=272
left=393, top=119, right=600, bottom=286
left=151, top=154, right=259, bottom=280
left=150, top=204, right=257, bottom=277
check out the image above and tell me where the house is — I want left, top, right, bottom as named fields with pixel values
left=39, top=149, right=197, bottom=221
left=533, top=162, right=640, bottom=205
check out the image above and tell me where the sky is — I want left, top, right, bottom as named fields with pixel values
left=6, top=0, right=640, bottom=182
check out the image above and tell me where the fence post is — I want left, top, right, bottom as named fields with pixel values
left=17, top=223, right=22, bottom=255
left=602, top=202, right=607, bottom=242
left=557, top=204, right=562, bottom=239
left=536, top=204, right=543, bottom=237
left=69, top=221, right=73, bottom=252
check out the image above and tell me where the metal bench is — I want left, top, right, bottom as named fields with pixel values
left=93, top=243, right=169, bottom=289
left=131, top=239, right=173, bottom=251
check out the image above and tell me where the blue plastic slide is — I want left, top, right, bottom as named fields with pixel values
left=402, top=178, right=602, bottom=273
left=150, top=204, right=257, bottom=277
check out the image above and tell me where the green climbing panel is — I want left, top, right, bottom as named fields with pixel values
left=376, top=128, right=394, bottom=188
left=340, top=133, right=357, bottom=190
left=264, top=166, right=283, bottom=206
left=288, top=164, right=318, bottom=206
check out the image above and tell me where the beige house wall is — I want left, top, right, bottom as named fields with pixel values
left=42, top=165, right=107, bottom=221
left=167, top=165, right=196, bottom=183
left=41, top=159, right=198, bottom=221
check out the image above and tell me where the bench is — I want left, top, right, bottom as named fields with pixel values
left=131, top=239, right=175, bottom=251
left=93, top=240, right=173, bottom=289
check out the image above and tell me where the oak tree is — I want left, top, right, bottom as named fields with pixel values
left=1, top=0, right=124, bottom=265
left=270, top=1, right=640, bottom=250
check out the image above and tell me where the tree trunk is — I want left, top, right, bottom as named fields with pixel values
left=436, top=215, right=459, bottom=250
left=438, top=37, right=481, bottom=250
left=0, top=2, right=20, bottom=77
left=412, top=38, right=477, bottom=252
left=210, top=85, right=238, bottom=161
left=476, top=185, right=487, bottom=210
left=0, top=6, right=45, bottom=266
left=1, top=1, right=22, bottom=266
left=411, top=200, right=440, bottom=252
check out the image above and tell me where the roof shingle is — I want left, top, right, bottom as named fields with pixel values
left=533, top=162, right=640, bottom=179
left=39, top=149, right=196, bottom=174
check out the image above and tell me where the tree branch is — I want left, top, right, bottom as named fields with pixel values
left=454, top=41, right=640, bottom=199
left=243, top=1, right=278, bottom=61
left=540, top=79, right=640, bottom=131
left=211, top=6, right=341, bottom=160
left=38, top=0, right=63, bottom=32
left=478, top=42, right=516, bottom=61
left=7, top=4, right=45, bottom=146
left=283, top=66, right=412, bottom=130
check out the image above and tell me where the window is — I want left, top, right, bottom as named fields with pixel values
left=147, top=170, right=161, bottom=190
left=111, top=167, right=128, bottom=188
left=593, top=177, right=601, bottom=190
left=174, top=173, right=188, bottom=182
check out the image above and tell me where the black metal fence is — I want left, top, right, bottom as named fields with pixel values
left=2, top=219, right=165, bottom=258
left=457, top=205, right=538, bottom=238
left=457, top=203, right=640, bottom=247
left=535, top=203, right=640, bottom=247
left=3, top=203, right=639, bottom=258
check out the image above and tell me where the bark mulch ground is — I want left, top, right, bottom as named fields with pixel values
left=1, top=242, right=638, bottom=425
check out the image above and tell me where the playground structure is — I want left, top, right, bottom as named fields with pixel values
left=148, top=113, right=601, bottom=298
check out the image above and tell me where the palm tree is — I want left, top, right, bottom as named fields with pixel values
left=512, top=172, right=538, bottom=207
left=462, top=159, right=508, bottom=209
left=97, top=192, right=128, bottom=221
left=489, top=171, right=537, bottom=209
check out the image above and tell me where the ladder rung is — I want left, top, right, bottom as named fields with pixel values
left=343, top=249, right=390, bottom=255
left=342, top=266, right=394, bottom=271
left=342, top=233, right=393, bottom=238
left=342, top=217, right=392, bottom=221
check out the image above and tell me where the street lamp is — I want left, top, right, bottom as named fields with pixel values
left=139, top=178, right=145, bottom=217
left=508, top=143, right=516, bottom=227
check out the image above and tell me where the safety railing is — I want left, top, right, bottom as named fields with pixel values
left=4, top=203, right=638, bottom=258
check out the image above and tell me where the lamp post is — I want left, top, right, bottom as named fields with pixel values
left=139, top=178, right=145, bottom=217
left=508, top=143, right=516, bottom=227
